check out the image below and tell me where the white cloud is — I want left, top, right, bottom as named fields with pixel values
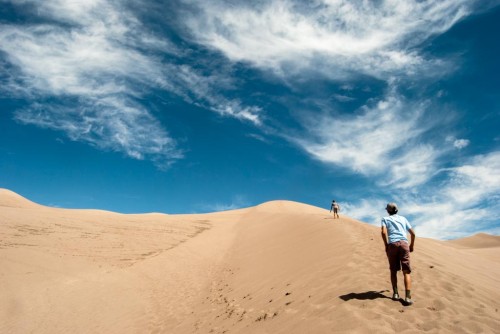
left=292, top=91, right=441, bottom=188
left=0, top=0, right=262, bottom=166
left=410, top=205, right=495, bottom=240
left=332, top=94, right=355, bottom=102
left=346, top=151, right=500, bottom=239
left=0, top=0, right=181, bottom=165
left=453, top=138, right=470, bottom=149
left=14, top=98, right=182, bottom=167
left=442, top=152, right=500, bottom=205
left=172, top=65, right=262, bottom=124
left=177, top=0, right=481, bottom=185
left=382, top=144, right=440, bottom=189
left=198, top=195, right=250, bottom=212
left=183, top=0, right=472, bottom=79
left=342, top=199, right=387, bottom=226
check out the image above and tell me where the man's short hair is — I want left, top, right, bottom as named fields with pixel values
left=386, top=203, right=398, bottom=215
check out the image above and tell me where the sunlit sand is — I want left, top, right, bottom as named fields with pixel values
left=1, top=188, right=499, bottom=333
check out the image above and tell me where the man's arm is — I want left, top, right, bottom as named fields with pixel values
left=408, top=228, right=416, bottom=252
left=381, top=226, right=389, bottom=251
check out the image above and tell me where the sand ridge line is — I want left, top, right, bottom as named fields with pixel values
left=1, top=191, right=499, bottom=333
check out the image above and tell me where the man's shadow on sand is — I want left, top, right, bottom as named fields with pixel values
left=339, top=290, right=410, bottom=306
left=339, top=290, right=391, bottom=301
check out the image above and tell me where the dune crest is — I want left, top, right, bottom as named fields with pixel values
left=253, top=200, right=327, bottom=214
left=1, top=189, right=499, bottom=333
left=0, top=188, right=41, bottom=208
left=448, top=232, right=500, bottom=249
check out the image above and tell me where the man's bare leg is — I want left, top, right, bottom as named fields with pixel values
left=403, top=270, right=413, bottom=305
left=390, top=270, right=399, bottom=299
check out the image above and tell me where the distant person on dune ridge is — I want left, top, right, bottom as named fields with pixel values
left=381, top=203, right=416, bottom=306
left=330, top=200, right=340, bottom=219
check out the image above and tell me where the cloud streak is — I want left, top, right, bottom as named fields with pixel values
left=346, top=151, right=500, bottom=239
left=406, top=151, right=500, bottom=239
left=197, top=195, right=250, bottom=213
left=183, top=0, right=473, bottom=79
left=0, top=0, right=182, bottom=165
left=181, top=0, right=478, bottom=193
left=293, top=90, right=441, bottom=189
left=14, top=97, right=182, bottom=167
left=0, top=0, right=262, bottom=166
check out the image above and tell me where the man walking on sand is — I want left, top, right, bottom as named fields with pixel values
left=381, top=203, right=416, bottom=305
left=330, top=200, right=340, bottom=219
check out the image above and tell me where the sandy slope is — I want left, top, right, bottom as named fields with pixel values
left=448, top=233, right=500, bottom=249
left=1, top=189, right=499, bottom=333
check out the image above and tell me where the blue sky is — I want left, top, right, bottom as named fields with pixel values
left=1, top=0, right=499, bottom=239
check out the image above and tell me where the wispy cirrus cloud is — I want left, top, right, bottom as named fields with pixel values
left=0, top=0, right=262, bottom=166
left=179, top=0, right=500, bottom=240
left=341, top=199, right=387, bottom=226
left=182, top=0, right=474, bottom=79
left=346, top=151, right=500, bottom=239
left=0, top=13, right=183, bottom=165
left=441, top=152, right=500, bottom=207
left=14, top=98, right=182, bottom=167
left=292, top=90, right=442, bottom=189
left=405, top=151, right=500, bottom=239
left=197, top=195, right=250, bottom=213
left=180, top=0, right=476, bottom=188
left=170, top=65, right=262, bottom=124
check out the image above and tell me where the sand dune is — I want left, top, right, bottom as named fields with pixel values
left=448, top=233, right=500, bottom=249
left=1, top=189, right=499, bottom=333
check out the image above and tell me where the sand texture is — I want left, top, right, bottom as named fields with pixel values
left=1, top=189, right=499, bottom=333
